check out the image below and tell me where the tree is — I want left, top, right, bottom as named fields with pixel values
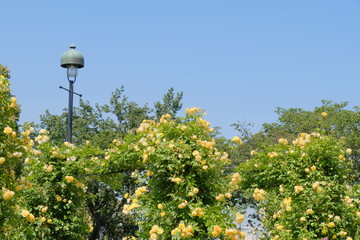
left=231, top=100, right=360, bottom=179
left=101, top=86, right=152, bottom=138
left=40, top=99, right=119, bottom=149
left=154, top=87, right=183, bottom=120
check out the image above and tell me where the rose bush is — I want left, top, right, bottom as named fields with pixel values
left=239, top=132, right=360, bottom=239
left=0, top=74, right=31, bottom=238
left=108, top=109, right=246, bottom=239
left=0, top=74, right=102, bottom=239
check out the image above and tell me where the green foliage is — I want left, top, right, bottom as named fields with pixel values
left=108, top=110, right=246, bottom=239
left=231, top=101, right=360, bottom=181
left=6, top=61, right=360, bottom=240
left=40, top=86, right=184, bottom=148
left=0, top=64, right=11, bottom=79
left=39, top=86, right=184, bottom=239
left=0, top=74, right=26, bottom=238
left=19, top=136, right=102, bottom=239
left=0, top=74, right=100, bottom=239
left=40, top=99, right=119, bottom=149
left=238, top=133, right=360, bottom=239
left=101, top=86, right=152, bottom=138
left=154, top=87, right=183, bottom=120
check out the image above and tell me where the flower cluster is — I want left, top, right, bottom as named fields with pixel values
left=20, top=209, right=35, bottom=223
left=253, top=188, right=266, bottom=201
left=231, top=136, right=243, bottom=145
left=185, top=107, right=203, bottom=115
left=171, top=222, right=194, bottom=238
left=149, top=225, right=164, bottom=239
left=191, top=207, right=204, bottom=217
left=230, top=172, right=241, bottom=191
left=2, top=188, right=15, bottom=200
left=211, top=225, right=223, bottom=237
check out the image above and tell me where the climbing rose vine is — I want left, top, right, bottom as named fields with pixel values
left=108, top=109, right=246, bottom=239
left=239, top=132, right=360, bottom=239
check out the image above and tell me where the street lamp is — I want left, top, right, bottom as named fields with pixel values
left=60, top=44, right=84, bottom=143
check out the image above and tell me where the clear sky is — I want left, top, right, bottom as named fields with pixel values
left=2, top=1, right=360, bottom=139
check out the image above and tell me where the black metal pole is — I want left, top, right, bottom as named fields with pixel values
left=67, top=80, right=74, bottom=143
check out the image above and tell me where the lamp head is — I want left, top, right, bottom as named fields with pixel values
left=60, top=44, right=84, bottom=81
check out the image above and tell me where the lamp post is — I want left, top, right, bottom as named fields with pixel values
left=60, top=44, right=84, bottom=143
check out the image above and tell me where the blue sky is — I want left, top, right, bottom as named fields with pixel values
left=2, top=1, right=360, bottom=139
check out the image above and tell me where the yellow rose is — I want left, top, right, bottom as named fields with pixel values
left=15, top=185, right=24, bottom=191
left=328, top=222, right=335, bottom=228
left=0, top=157, right=5, bottom=165
left=178, top=202, right=187, bottom=209
left=268, top=152, right=278, bottom=158
left=339, top=231, right=347, bottom=236
left=171, top=177, right=182, bottom=183
left=185, top=107, right=200, bottom=114
left=213, top=225, right=222, bottom=234
left=306, top=209, right=314, bottom=215
left=46, top=165, right=53, bottom=172
left=236, top=213, right=245, bottom=224
left=3, top=190, right=15, bottom=200
left=345, top=196, right=352, bottom=204
left=28, top=214, right=35, bottom=223
left=3, top=126, right=12, bottom=135
left=278, top=138, right=288, bottom=144
left=294, top=186, right=304, bottom=193
left=253, top=188, right=266, bottom=201
left=231, top=136, right=242, bottom=145
left=178, top=223, right=185, bottom=230
left=275, top=224, right=283, bottom=230
left=21, top=209, right=30, bottom=217
left=215, top=194, right=224, bottom=201
left=312, top=182, right=320, bottom=189
left=171, top=228, right=180, bottom=235
left=65, top=176, right=74, bottom=183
